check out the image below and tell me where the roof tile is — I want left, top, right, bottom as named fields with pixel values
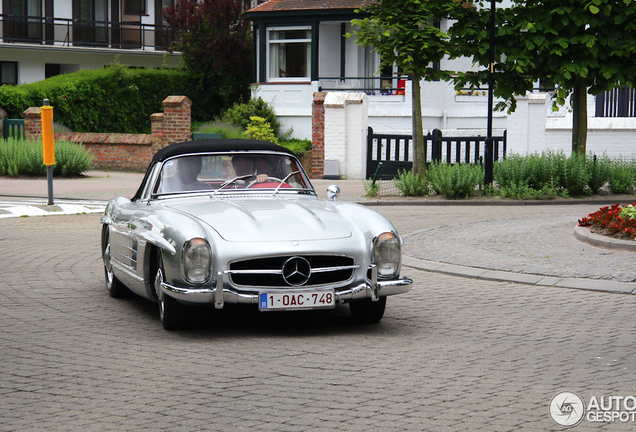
left=248, top=0, right=371, bottom=13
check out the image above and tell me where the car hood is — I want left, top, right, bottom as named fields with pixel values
left=165, top=197, right=352, bottom=242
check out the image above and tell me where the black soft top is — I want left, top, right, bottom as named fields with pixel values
left=133, top=139, right=297, bottom=200
left=152, top=139, right=295, bottom=162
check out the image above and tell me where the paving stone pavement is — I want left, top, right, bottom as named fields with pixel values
left=2, top=212, right=636, bottom=430
left=401, top=211, right=636, bottom=283
left=0, top=198, right=106, bottom=218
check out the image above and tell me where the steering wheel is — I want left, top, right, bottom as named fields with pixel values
left=246, top=176, right=285, bottom=188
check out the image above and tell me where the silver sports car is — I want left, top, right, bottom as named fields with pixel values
left=101, top=139, right=412, bottom=329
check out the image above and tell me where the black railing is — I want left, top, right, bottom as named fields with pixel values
left=0, top=14, right=175, bottom=50
left=366, top=127, right=507, bottom=179
left=596, top=86, right=636, bottom=117
left=318, top=76, right=408, bottom=95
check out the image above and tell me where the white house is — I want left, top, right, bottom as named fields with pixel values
left=0, top=0, right=187, bottom=84
left=245, top=0, right=636, bottom=176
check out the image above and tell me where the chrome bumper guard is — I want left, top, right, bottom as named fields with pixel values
left=160, top=265, right=413, bottom=309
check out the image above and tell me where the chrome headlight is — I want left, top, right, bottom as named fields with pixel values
left=372, top=232, right=401, bottom=278
left=182, top=238, right=212, bottom=284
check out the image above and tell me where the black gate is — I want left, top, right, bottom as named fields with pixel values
left=366, top=127, right=507, bottom=179
left=3, top=119, right=25, bottom=139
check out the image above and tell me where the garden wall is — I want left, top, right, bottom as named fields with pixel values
left=507, top=93, right=636, bottom=158
left=20, top=96, right=192, bottom=171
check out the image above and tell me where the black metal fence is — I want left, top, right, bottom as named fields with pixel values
left=366, top=127, right=507, bottom=179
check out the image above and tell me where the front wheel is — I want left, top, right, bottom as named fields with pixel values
left=154, top=253, right=187, bottom=330
left=102, top=227, right=128, bottom=298
left=349, top=297, right=387, bottom=324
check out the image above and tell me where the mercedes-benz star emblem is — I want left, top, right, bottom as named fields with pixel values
left=282, top=256, right=311, bottom=286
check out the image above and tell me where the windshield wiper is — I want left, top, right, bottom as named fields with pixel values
left=272, top=170, right=301, bottom=197
left=213, top=174, right=253, bottom=195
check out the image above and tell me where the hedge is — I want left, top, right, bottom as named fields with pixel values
left=0, top=65, right=238, bottom=134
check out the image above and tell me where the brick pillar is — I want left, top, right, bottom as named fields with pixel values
left=311, top=92, right=327, bottom=179
left=150, top=112, right=165, bottom=154
left=151, top=95, right=192, bottom=153
left=23, top=107, right=42, bottom=140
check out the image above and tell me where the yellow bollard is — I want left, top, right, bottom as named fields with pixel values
left=41, top=103, right=55, bottom=166
left=41, top=99, right=55, bottom=204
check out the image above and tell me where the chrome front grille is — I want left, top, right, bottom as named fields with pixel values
left=228, top=255, right=358, bottom=288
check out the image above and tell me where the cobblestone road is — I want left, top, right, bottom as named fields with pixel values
left=1, top=210, right=636, bottom=430
left=375, top=203, right=636, bottom=282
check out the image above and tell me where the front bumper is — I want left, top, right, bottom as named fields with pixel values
left=160, top=265, right=413, bottom=309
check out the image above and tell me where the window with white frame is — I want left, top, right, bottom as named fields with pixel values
left=267, top=27, right=311, bottom=81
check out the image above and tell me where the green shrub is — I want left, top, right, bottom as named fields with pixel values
left=586, top=153, right=612, bottom=193
left=608, top=160, right=636, bottom=194
left=561, top=153, right=591, bottom=196
left=196, top=122, right=247, bottom=139
left=494, top=151, right=599, bottom=196
left=0, top=65, right=231, bottom=134
left=499, top=184, right=560, bottom=199
left=392, top=169, right=429, bottom=197
left=0, top=138, right=92, bottom=177
left=364, top=180, right=381, bottom=197
left=223, top=97, right=281, bottom=137
left=245, top=116, right=278, bottom=143
left=278, top=138, right=311, bottom=155
left=427, top=163, right=483, bottom=198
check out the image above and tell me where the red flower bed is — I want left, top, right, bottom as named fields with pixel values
left=578, top=203, right=636, bottom=239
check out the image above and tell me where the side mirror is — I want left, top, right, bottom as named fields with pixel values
left=326, top=185, right=340, bottom=200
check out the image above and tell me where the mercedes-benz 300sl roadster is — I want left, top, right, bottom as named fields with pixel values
left=101, top=140, right=412, bottom=329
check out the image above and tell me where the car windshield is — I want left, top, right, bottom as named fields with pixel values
left=153, top=153, right=313, bottom=195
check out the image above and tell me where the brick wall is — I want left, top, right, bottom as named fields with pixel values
left=311, top=92, right=327, bottom=179
left=21, top=96, right=192, bottom=171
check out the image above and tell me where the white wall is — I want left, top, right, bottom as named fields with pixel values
left=508, top=93, right=636, bottom=158
left=324, top=92, right=369, bottom=179
left=0, top=46, right=181, bottom=84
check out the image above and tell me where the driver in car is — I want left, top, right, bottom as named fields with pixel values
left=232, top=155, right=269, bottom=185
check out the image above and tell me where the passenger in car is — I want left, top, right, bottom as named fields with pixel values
left=162, top=156, right=211, bottom=192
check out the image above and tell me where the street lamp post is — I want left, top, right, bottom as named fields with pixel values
left=485, top=0, right=496, bottom=186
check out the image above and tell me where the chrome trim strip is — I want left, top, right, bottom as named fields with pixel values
left=118, top=253, right=137, bottom=264
left=226, top=269, right=283, bottom=275
left=225, top=264, right=359, bottom=275
left=111, top=260, right=144, bottom=283
left=312, top=265, right=360, bottom=273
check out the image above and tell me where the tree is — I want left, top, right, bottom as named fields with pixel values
left=162, top=0, right=253, bottom=110
left=450, top=0, right=636, bottom=155
left=351, top=0, right=465, bottom=176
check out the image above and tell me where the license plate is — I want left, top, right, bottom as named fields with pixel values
left=259, top=291, right=335, bottom=311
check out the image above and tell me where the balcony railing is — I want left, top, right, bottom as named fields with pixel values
left=318, top=76, right=408, bottom=95
left=0, top=14, right=176, bottom=51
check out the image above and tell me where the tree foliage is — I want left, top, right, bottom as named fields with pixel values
left=450, top=0, right=636, bottom=154
left=162, top=0, right=253, bottom=106
left=351, top=0, right=465, bottom=176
